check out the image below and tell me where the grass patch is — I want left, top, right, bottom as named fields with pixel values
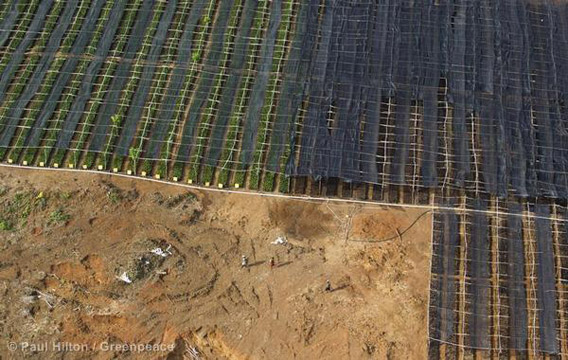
left=0, top=218, right=13, bottom=231
left=49, top=208, right=70, bottom=225
left=0, top=191, right=46, bottom=229
left=263, top=171, right=275, bottom=192
left=107, top=188, right=121, bottom=204
left=279, top=174, right=290, bottom=193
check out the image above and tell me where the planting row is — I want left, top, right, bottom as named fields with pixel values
left=3, top=1, right=568, bottom=201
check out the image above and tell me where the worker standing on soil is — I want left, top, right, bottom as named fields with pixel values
left=269, top=257, right=275, bottom=269
left=325, top=279, right=332, bottom=292
left=241, top=255, right=248, bottom=268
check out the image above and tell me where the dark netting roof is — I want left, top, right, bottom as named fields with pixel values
left=280, top=0, right=568, bottom=200
left=0, top=0, right=567, bottom=198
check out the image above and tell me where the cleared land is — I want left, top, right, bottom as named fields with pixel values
left=0, top=167, right=431, bottom=359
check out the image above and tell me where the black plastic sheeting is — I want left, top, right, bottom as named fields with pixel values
left=550, top=7, right=568, bottom=199
left=115, top=0, right=178, bottom=156
left=272, top=0, right=568, bottom=199
left=0, top=0, right=77, bottom=147
left=421, top=2, right=444, bottom=188
left=264, top=0, right=312, bottom=173
left=390, top=3, right=420, bottom=185
left=528, top=6, right=556, bottom=198
left=467, top=199, right=490, bottom=349
left=175, top=0, right=236, bottom=163
left=88, top=0, right=155, bottom=152
left=501, top=0, right=528, bottom=197
left=430, top=205, right=459, bottom=346
left=506, top=203, right=528, bottom=352
left=0, top=0, right=20, bottom=48
left=448, top=1, right=468, bottom=187
left=1, top=0, right=568, bottom=200
left=295, top=0, right=368, bottom=180
left=238, top=0, right=281, bottom=165
left=204, top=0, right=258, bottom=167
left=24, top=0, right=106, bottom=149
left=534, top=204, right=559, bottom=354
left=146, top=0, right=208, bottom=160
left=430, top=201, right=563, bottom=354
left=55, top=0, right=128, bottom=150
left=0, top=0, right=54, bottom=107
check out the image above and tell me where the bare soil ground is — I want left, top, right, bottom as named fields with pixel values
left=0, top=167, right=432, bottom=359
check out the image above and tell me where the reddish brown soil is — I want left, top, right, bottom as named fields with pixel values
left=0, top=167, right=432, bottom=359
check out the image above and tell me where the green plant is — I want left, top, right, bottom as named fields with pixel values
left=263, top=171, right=275, bottom=192
left=107, top=189, right=121, bottom=204
left=173, top=162, right=183, bottom=179
left=84, top=152, right=96, bottom=168
left=11, top=192, right=33, bottom=218
left=111, top=114, right=121, bottom=127
left=2, top=191, right=46, bottom=228
left=191, top=50, right=201, bottom=62
left=234, top=168, right=246, bottom=186
left=142, top=159, right=153, bottom=174
left=0, top=218, right=13, bottom=231
left=279, top=175, right=290, bottom=193
left=249, top=167, right=260, bottom=190
left=60, top=192, right=72, bottom=200
left=112, top=154, right=124, bottom=170
left=128, top=147, right=141, bottom=173
left=49, top=209, right=70, bottom=225
left=203, top=165, right=214, bottom=183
